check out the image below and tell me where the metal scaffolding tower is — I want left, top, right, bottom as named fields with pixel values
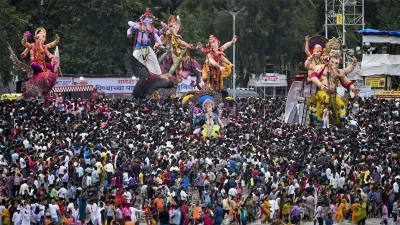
left=325, top=0, right=365, bottom=65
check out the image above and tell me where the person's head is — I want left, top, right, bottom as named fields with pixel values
left=327, top=54, right=341, bottom=70
left=141, top=8, right=154, bottom=26
left=314, top=44, right=323, bottom=57
left=35, top=28, right=47, bottom=44
left=208, top=35, right=220, bottom=49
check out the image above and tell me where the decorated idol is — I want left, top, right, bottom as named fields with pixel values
left=197, top=34, right=237, bottom=91
left=158, top=15, right=202, bottom=90
left=127, top=7, right=166, bottom=75
left=307, top=38, right=359, bottom=125
left=8, top=27, right=60, bottom=100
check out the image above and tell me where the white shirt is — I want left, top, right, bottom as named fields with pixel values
left=57, top=187, right=68, bottom=198
left=12, top=211, right=22, bottom=225
left=20, top=158, right=26, bottom=168
left=48, top=204, right=59, bottom=219
left=48, top=174, right=55, bottom=185
left=338, top=177, right=346, bottom=189
left=180, top=190, right=188, bottom=201
left=19, top=183, right=29, bottom=195
left=228, top=187, right=237, bottom=197
left=326, top=168, right=332, bottom=179
left=394, top=182, right=399, bottom=193
left=87, top=176, right=92, bottom=186
left=91, top=203, right=100, bottom=219
left=104, top=163, right=114, bottom=173
left=31, top=203, right=44, bottom=221
left=130, top=207, right=144, bottom=222
left=123, top=191, right=132, bottom=202
left=289, top=185, right=295, bottom=195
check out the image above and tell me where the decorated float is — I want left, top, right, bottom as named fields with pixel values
left=125, top=8, right=203, bottom=100
left=285, top=35, right=360, bottom=127
left=181, top=34, right=238, bottom=138
left=8, top=27, right=60, bottom=101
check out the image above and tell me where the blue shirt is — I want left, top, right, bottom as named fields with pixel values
left=214, top=206, right=223, bottom=223
left=291, top=205, right=300, bottom=216
left=172, top=209, right=181, bottom=225
left=204, top=190, right=211, bottom=204
left=182, top=178, right=190, bottom=189
left=240, top=208, right=247, bottom=221
left=229, top=160, right=236, bottom=173
left=325, top=218, right=333, bottom=225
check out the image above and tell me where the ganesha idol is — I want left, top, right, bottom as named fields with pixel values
left=197, top=35, right=237, bottom=91
left=192, top=95, right=224, bottom=138
left=157, top=15, right=202, bottom=90
left=127, top=7, right=166, bottom=75
left=9, top=27, right=60, bottom=100
left=306, top=40, right=360, bottom=125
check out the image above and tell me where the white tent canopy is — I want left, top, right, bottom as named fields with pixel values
left=361, top=54, right=400, bottom=76
left=363, top=35, right=400, bottom=44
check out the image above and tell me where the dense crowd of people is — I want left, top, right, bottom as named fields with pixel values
left=0, top=96, right=399, bottom=225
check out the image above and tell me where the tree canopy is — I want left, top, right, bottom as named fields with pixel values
left=1, top=0, right=399, bottom=86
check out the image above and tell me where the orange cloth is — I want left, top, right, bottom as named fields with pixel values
left=193, top=205, right=200, bottom=219
left=154, top=198, right=164, bottom=211
left=352, top=202, right=359, bottom=224
left=335, top=202, right=345, bottom=223
left=63, top=218, right=74, bottom=224
left=125, top=222, right=135, bottom=225
left=45, top=220, right=51, bottom=225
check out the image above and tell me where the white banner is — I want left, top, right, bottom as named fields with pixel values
left=260, top=73, right=280, bottom=84
left=176, top=77, right=204, bottom=93
left=55, top=77, right=73, bottom=86
left=56, top=77, right=204, bottom=94
left=75, top=77, right=136, bottom=94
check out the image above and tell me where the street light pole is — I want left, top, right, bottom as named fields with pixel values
left=221, top=7, right=245, bottom=98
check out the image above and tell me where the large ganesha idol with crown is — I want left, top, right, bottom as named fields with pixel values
left=305, top=37, right=360, bottom=125
left=157, top=15, right=202, bottom=91
left=197, top=34, right=237, bottom=91
left=9, top=27, right=60, bottom=100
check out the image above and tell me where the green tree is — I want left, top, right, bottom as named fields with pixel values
left=0, top=0, right=30, bottom=85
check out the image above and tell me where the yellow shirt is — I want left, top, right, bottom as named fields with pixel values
left=100, top=152, right=107, bottom=159
left=339, top=108, right=346, bottom=118
left=139, top=173, right=144, bottom=184
left=283, top=203, right=291, bottom=215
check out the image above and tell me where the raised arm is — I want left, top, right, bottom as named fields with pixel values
left=45, top=35, right=60, bottom=49
left=127, top=21, right=141, bottom=38
left=304, top=35, right=311, bottom=57
left=305, top=53, right=319, bottom=70
left=156, top=23, right=167, bottom=36
left=343, top=57, right=357, bottom=74
left=220, top=35, right=237, bottom=51
left=21, top=34, right=33, bottom=49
